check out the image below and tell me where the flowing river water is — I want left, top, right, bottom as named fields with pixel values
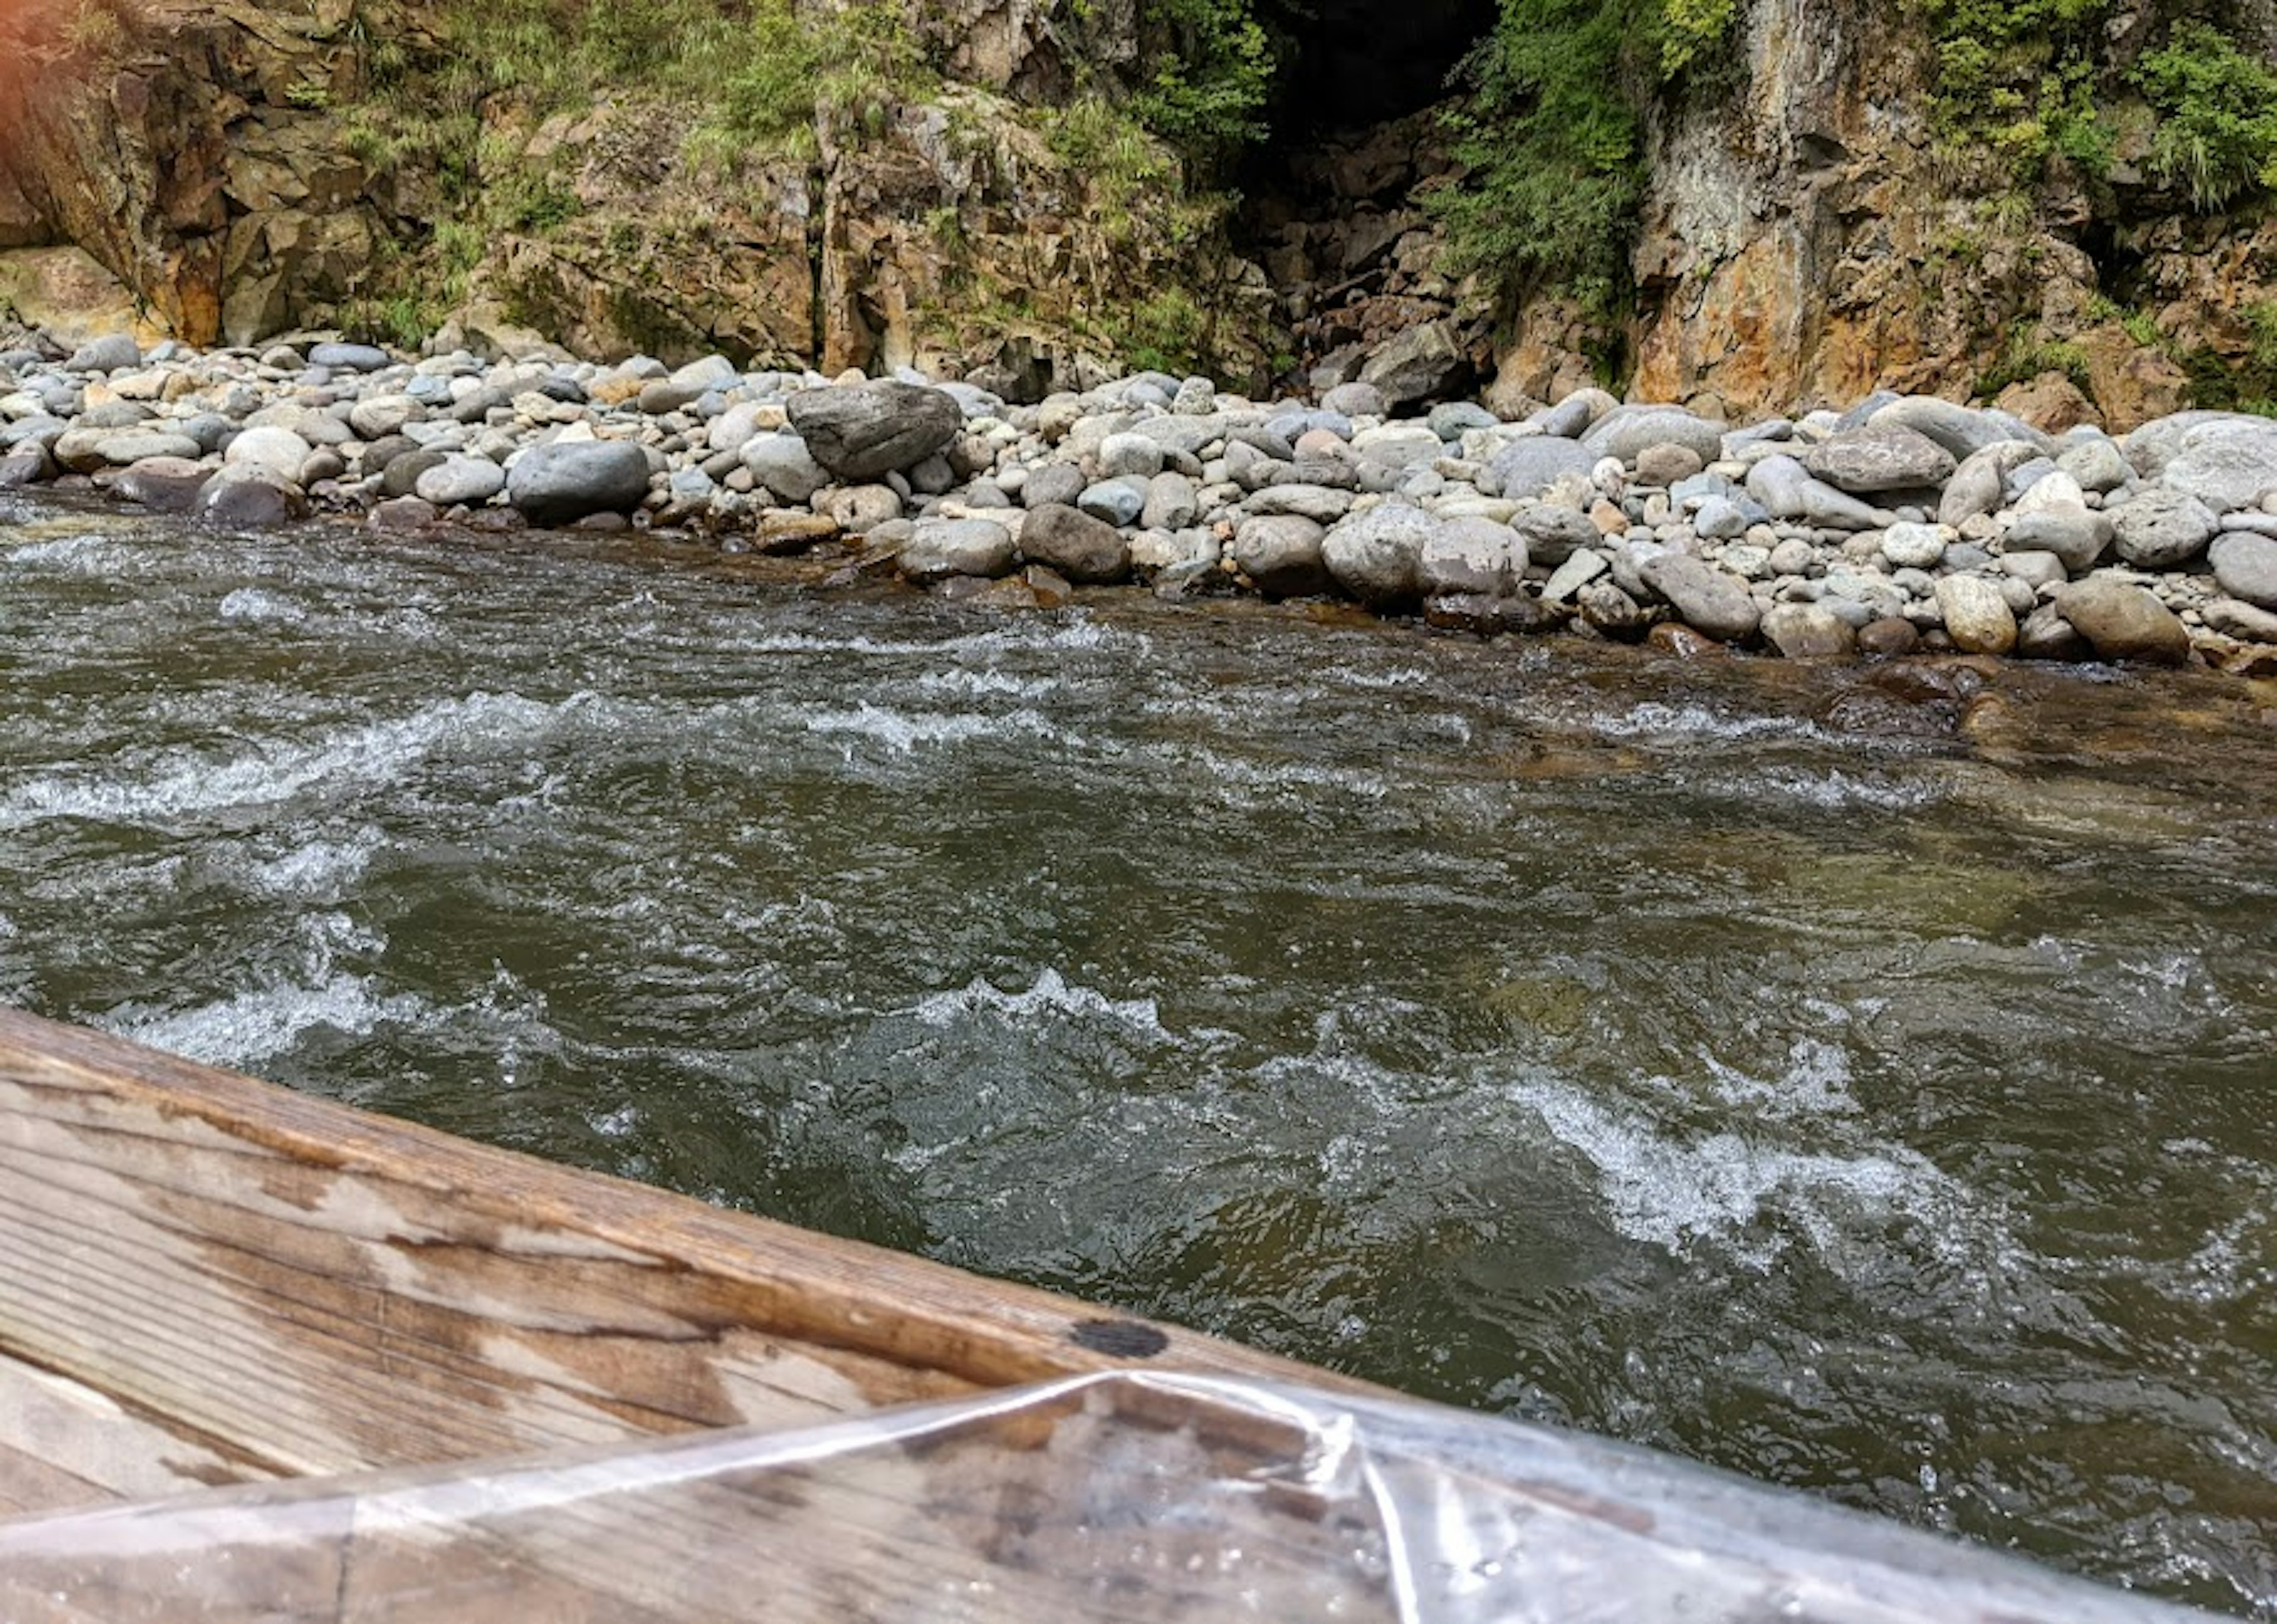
left=2, top=499, right=2272, bottom=1614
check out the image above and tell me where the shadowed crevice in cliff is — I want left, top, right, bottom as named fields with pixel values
left=1224, top=0, right=1497, bottom=394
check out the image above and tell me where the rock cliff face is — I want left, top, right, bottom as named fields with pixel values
left=1582, top=0, right=2277, bottom=427
left=1, top=0, right=2272, bottom=423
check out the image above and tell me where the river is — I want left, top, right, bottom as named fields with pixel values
left=1, top=499, right=2272, bottom=1615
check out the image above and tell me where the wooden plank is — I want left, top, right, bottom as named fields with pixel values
left=0, top=1006, right=1361, bottom=1491
left=0, top=1351, right=263, bottom=1518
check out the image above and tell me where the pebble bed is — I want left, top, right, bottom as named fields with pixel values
left=5, top=332, right=2277, bottom=675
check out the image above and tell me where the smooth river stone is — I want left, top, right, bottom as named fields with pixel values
left=1323, top=502, right=1436, bottom=607
left=2056, top=578, right=2191, bottom=665
left=1935, top=575, right=2018, bottom=655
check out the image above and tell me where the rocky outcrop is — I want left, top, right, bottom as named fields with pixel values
left=1596, top=0, right=2277, bottom=427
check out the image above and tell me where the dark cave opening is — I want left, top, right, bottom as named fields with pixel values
left=1257, top=0, right=1498, bottom=139
left=1233, top=0, right=1500, bottom=391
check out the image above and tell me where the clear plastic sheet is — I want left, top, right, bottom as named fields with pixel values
left=0, top=1370, right=2208, bottom=1623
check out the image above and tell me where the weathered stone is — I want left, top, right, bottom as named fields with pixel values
left=2004, top=510, right=2112, bottom=574
left=415, top=455, right=507, bottom=507
left=1934, top=576, right=2017, bottom=655
left=1076, top=478, right=1146, bottom=527
left=1248, top=484, right=1353, bottom=524
left=1322, top=502, right=1436, bottom=608
left=1234, top=516, right=1331, bottom=598
left=223, top=426, right=312, bottom=486
left=1577, top=579, right=1648, bottom=638
left=1321, top=381, right=1385, bottom=417
left=1424, top=593, right=1560, bottom=635
left=2056, top=436, right=2132, bottom=493
left=1020, top=462, right=1086, bottom=509
left=1760, top=602, right=1857, bottom=658
left=1541, top=548, right=1608, bottom=603
left=1140, top=471, right=1197, bottom=530
left=308, top=342, right=390, bottom=372
left=1511, top=503, right=1600, bottom=567
left=1880, top=522, right=1948, bottom=569
left=1487, top=436, right=1599, bottom=499
left=2107, top=487, right=2218, bottom=569
left=1018, top=503, right=1130, bottom=584
left=1855, top=617, right=1921, bottom=657
left=1417, top=518, right=1524, bottom=598
left=787, top=381, right=962, bottom=478
left=112, top=456, right=211, bottom=512
left=2208, top=531, right=2277, bottom=610
left=191, top=467, right=306, bottom=529
left=1096, top=432, right=1165, bottom=478
left=1634, top=444, right=1705, bottom=486
left=66, top=333, right=140, bottom=374
left=2017, top=601, right=2094, bottom=661
left=347, top=394, right=419, bottom=441
left=507, top=440, right=652, bottom=524
left=2158, top=419, right=2277, bottom=513
left=1583, top=406, right=1726, bottom=466
left=1868, top=397, right=2039, bottom=462
left=382, top=448, right=450, bottom=499
left=741, top=433, right=831, bottom=504
left=1357, top=320, right=1469, bottom=410
left=900, top=516, right=1016, bottom=582
left=2203, top=596, right=2277, bottom=644
left=2056, top=578, right=2191, bottom=665
left=1801, top=426, right=1956, bottom=493
left=1639, top=551, right=1759, bottom=642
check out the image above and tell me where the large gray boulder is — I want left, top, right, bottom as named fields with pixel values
left=787, top=380, right=962, bottom=479
left=1357, top=320, right=1469, bottom=411
left=1019, top=503, right=1130, bottom=583
left=2056, top=578, right=2191, bottom=665
left=66, top=333, right=140, bottom=374
left=1868, top=396, right=2043, bottom=462
left=2107, top=487, right=2218, bottom=569
left=1322, top=502, right=1436, bottom=607
left=2209, top=531, right=2277, bottom=610
left=1582, top=406, right=1727, bottom=467
left=2122, top=410, right=2250, bottom=480
left=1638, top=552, right=1759, bottom=642
left=1234, top=516, right=1331, bottom=598
left=1800, top=426, right=1956, bottom=493
left=1486, top=436, right=1597, bottom=500
left=2157, top=419, right=2277, bottom=512
left=507, top=440, right=652, bottom=524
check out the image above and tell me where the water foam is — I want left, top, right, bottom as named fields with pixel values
left=1508, top=1075, right=1963, bottom=1269
left=803, top=703, right=1064, bottom=754
left=111, top=974, right=426, bottom=1069
left=910, top=968, right=1182, bottom=1045
left=0, top=691, right=565, bottom=829
left=217, top=586, right=308, bottom=624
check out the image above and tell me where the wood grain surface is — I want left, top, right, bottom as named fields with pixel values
left=0, top=1004, right=1362, bottom=1520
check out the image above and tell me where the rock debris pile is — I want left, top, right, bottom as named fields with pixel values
left=5, top=334, right=2276, bottom=675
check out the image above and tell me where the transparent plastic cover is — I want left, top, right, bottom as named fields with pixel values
left=0, top=1370, right=2208, bottom=1623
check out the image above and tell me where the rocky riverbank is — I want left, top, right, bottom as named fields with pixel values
left=4, top=331, right=2276, bottom=677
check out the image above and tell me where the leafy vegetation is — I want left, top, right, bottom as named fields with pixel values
left=1133, top=0, right=1278, bottom=161
left=1427, top=0, right=1739, bottom=315
left=2133, top=21, right=2277, bottom=210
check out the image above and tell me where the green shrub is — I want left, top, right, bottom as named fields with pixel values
left=2134, top=21, right=2277, bottom=211
left=1133, top=0, right=1277, bottom=161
